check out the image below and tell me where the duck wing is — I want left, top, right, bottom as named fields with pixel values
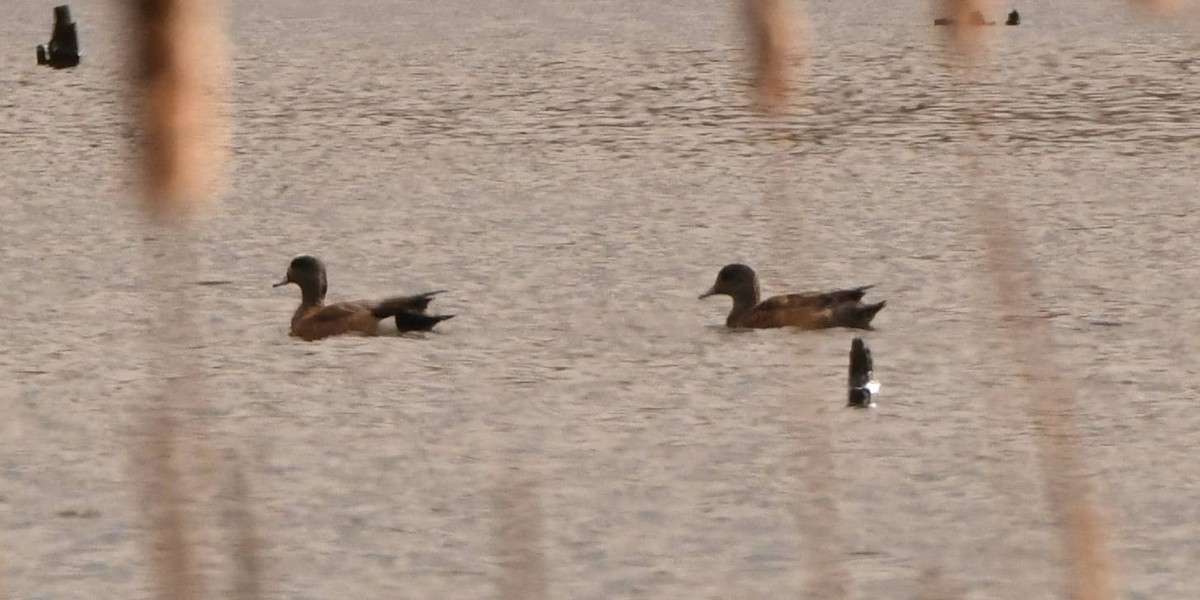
left=744, top=286, right=878, bottom=329
left=740, top=293, right=835, bottom=328
left=811, top=285, right=874, bottom=306
left=757, top=285, right=872, bottom=311
left=291, top=302, right=379, bottom=341
left=310, top=301, right=373, bottom=322
left=394, top=312, right=455, bottom=332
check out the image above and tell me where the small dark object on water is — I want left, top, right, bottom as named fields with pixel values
left=1006, top=9, right=1020, bottom=25
left=934, top=17, right=954, bottom=25
left=847, top=337, right=879, bottom=408
left=37, top=5, right=81, bottom=69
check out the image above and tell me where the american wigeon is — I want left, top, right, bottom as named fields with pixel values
left=273, top=255, right=453, bottom=341
left=699, top=264, right=886, bottom=330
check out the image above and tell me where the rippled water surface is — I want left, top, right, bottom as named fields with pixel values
left=3, top=0, right=1200, bottom=598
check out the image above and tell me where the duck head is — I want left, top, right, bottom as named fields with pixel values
left=699, top=263, right=761, bottom=304
left=273, top=255, right=328, bottom=304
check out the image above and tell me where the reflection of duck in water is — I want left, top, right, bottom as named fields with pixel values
left=1006, top=9, right=1021, bottom=25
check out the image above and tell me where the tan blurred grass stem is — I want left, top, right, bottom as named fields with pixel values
left=225, top=453, right=263, bottom=600
left=1127, top=0, right=1190, bottom=14
left=743, top=2, right=846, bottom=593
left=131, top=0, right=229, bottom=222
left=976, top=198, right=1119, bottom=600
left=138, top=399, right=201, bottom=600
left=932, top=0, right=995, bottom=57
left=492, top=477, right=549, bottom=600
left=130, top=0, right=230, bottom=597
left=744, top=0, right=805, bottom=113
left=940, top=17, right=1118, bottom=596
left=789, top=411, right=850, bottom=600
left=914, top=566, right=966, bottom=600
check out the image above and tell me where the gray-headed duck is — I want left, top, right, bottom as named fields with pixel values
left=273, top=255, right=453, bottom=341
left=699, top=264, right=885, bottom=330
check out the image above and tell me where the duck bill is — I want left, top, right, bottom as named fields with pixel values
left=698, top=286, right=716, bottom=300
left=272, top=277, right=289, bottom=288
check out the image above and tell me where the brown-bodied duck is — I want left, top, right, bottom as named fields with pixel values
left=273, top=255, right=453, bottom=341
left=699, top=264, right=885, bottom=330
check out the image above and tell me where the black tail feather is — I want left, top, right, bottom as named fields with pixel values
left=844, top=300, right=892, bottom=333
left=394, top=312, right=454, bottom=332
left=823, top=284, right=875, bottom=305
left=371, top=290, right=447, bottom=319
left=851, top=300, right=886, bottom=329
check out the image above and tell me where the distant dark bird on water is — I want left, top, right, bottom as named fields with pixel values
left=1006, top=9, right=1020, bottom=25
left=273, top=255, right=453, bottom=341
left=699, top=264, right=886, bottom=330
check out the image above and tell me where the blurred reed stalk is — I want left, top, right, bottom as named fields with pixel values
left=492, top=477, right=549, bottom=600
left=132, top=0, right=229, bottom=222
left=975, top=197, right=1118, bottom=600
left=743, top=0, right=805, bottom=113
left=128, top=0, right=230, bottom=598
left=138, top=395, right=201, bottom=600
left=914, top=566, right=966, bottom=600
left=742, top=1, right=848, bottom=596
left=1127, top=0, right=1189, bottom=14
left=933, top=0, right=995, bottom=57
left=788, top=417, right=850, bottom=600
left=940, top=22, right=1119, bottom=598
left=224, top=452, right=263, bottom=600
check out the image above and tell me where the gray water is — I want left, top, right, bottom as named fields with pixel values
left=3, top=0, right=1200, bottom=598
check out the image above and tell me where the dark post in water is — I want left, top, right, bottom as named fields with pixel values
left=847, top=337, right=878, bottom=408
left=36, top=5, right=81, bottom=69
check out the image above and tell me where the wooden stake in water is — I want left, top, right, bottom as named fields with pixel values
left=847, top=337, right=879, bottom=408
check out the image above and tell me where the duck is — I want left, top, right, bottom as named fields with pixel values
left=273, top=255, right=453, bottom=341
left=699, top=264, right=886, bottom=330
